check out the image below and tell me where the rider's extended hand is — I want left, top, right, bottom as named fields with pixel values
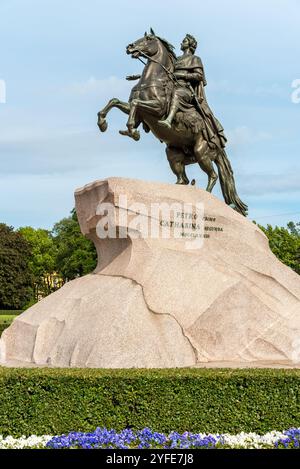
left=126, top=75, right=141, bottom=81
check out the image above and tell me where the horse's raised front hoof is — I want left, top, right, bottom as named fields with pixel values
left=132, top=130, right=140, bottom=141
left=98, top=118, right=108, bottom=132
left=119, top=129, right=140, bottom=141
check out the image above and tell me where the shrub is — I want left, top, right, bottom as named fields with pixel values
left=0, top=368, right=300, bottom=437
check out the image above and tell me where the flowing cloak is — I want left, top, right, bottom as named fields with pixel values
left=174, top=54, right=227, bottom=148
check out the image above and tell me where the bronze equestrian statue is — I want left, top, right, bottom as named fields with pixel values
left=97, top=29, right=248, bottom=217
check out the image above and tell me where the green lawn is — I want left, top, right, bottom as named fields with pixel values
left=0, top=314, right=18, bottom=335
left=0, top=315, right=17, bottom=322
left=0, top=310, right=22, bottom=315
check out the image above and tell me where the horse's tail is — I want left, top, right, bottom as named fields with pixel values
left=215, top=149, right=248, bottom=217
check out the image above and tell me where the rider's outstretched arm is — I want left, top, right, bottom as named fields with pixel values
left=126, top=74, right=141, bottom=81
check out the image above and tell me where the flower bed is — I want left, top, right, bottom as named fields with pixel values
left=1, top=428, right=300, bottom=449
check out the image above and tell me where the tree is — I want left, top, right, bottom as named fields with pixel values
left=52, top=209, right=97, bottom=282
left=287, top=221, right=300, bottom=237
left=0, top=223, right=33, bottom=309
left=18, top=227, right=58, bottom=300
left=259, top=221, right=300, bottom=275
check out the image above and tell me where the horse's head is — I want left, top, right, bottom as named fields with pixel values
left=126, top=29, right=160, bottom=59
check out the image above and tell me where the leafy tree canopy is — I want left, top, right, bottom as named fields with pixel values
left=259, top=221, right=300, bottom=275
left=52, top=209, right=97, bottom=282
left=18, top=227, right=57, bottom=298
left=18, top=227, right=56, bottom=278
left=0, top=223, right=33, bottom=309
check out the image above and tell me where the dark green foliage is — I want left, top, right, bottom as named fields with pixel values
left=52, top=209, right=97, bottom=282
left=0, top=224, right=33, bottom=309
left=259, top=221, right=300, bottom=274
left=0, top=209, right=97, bottom=307
left=0, top=368, right=300, bottom=437
left=18, top=226, right=57, bottom=299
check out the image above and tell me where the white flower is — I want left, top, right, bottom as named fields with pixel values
left=0, top=428, right=298, bottom=450
left=0, top=435, right=52, bottom=449
left=218, top=430, right=286, bottom=449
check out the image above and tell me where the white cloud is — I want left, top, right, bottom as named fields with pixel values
left=227, top=126, right=272, bottom=146
left=0, top=79, right=6, bottom=103
left=65, top=76, right=132, bottom=100
left=240, top=173, right=300, bottom=196
left=291, top=79, right=300, bottom=104
left=209, top=80, right=288, bottom=100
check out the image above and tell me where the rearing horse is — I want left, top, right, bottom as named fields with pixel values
left=97, top=31, right=248, bottom=217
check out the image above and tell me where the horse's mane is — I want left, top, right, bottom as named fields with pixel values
left=154, top=35, right=177, bottom=63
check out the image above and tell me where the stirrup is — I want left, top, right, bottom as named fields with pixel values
left=158, top=119, right=172, bottom=129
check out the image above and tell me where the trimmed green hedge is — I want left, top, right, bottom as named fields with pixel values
left=0, top=368, right=300, bottom=437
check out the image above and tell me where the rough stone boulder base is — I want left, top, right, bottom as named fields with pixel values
left=1, top=177, right=300, bottom=368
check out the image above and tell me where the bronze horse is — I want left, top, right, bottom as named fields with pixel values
left=97, top=31, right=248, bottom=216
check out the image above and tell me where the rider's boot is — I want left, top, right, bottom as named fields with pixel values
left=158, top=118, right=173, bottom=130
left=158, top=101, right=178, bottom=129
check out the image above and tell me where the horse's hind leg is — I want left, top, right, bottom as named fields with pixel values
left=166, top=146, right=189, bottom=185
left=121, top=98, right=160, bottom=141
left=194, top=138, right=218, bottom=193
left=97, top=99, right=130, bottom=132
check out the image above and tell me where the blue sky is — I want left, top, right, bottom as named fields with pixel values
left=0, top=0, right=299, bottom=229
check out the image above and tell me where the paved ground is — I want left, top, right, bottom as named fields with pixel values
left=1, top=360, right=300, bottom=369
